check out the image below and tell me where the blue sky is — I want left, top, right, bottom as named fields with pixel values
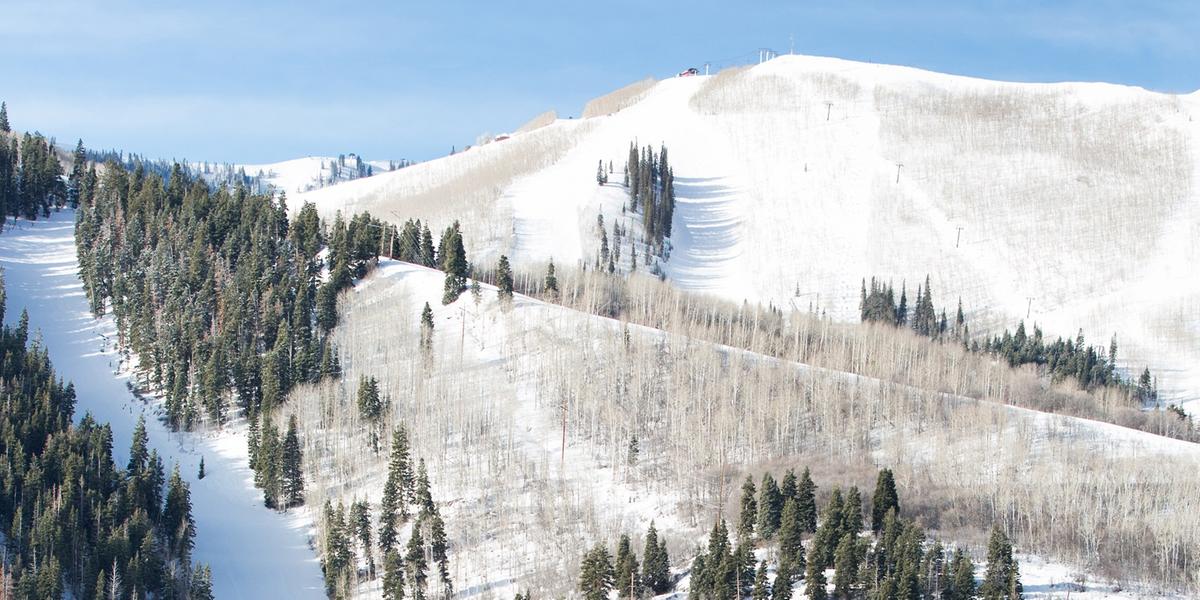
left=3, top=0, right=1197, bottom=164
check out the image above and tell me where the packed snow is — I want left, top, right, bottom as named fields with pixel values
left=0, top=212, right=326, bottom=600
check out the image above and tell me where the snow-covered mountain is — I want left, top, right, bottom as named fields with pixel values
left=193, top=154, right=406, bottom=195
left=291, top=54, right=1200, bottom=416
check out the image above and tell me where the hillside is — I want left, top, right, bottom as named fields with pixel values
left=292, top=55, right=1200, bottom=417
left=286, top=260, right=1200, bottom=598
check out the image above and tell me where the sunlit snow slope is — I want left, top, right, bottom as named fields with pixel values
left=0, top=213, right=325, bottom=600
left=294, top=54, right=1200, bottom=414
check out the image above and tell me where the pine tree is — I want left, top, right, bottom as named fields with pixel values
left=189, top=564, right=214, bottom=600
left=0, top=102, right=9, bottom=133
left=597, top=160, right=606, bottom=186
left=129, top=415, right=149, bottom=474
left=841, top=487, right=863, bottom=539
left=579, top=544, right=616, bottom=600
left=282, top=414, right=304, bottom=508
left=778, top=498, right=805, bottom=572
left=797, top=467, right=818, bottom=533
left=420, top=302, right=435, bottom=351
left=406, top=527, right=428, bottom=600
left=198, top=456, right=206, bottom=480
left=752, top=560, right=770, bottom=600
left=642, top=521, right=671, bottom=594
left=383, top=549, right=406, bottom=600
left=615, top=534, right=641, bottom=599
left=350, top=500, right=376, bottom=578
left=757, top=472, right=783, bottom=539
left=832, top=535, right=858, bottom=599
left=379, top=425, right=415, bottom=554
left=780, top=468, right=798, bottom=503
left=805, top=542, right=828, bottom=600
left=440, top=222, right=468, bottom=304
left=357, top=375, right=385, bottom=422
left=544, top=258, right=559, bottom=298
left=162, top=464, right=196, bottom=564
left=949, top=549, right=976, bottom=600
left=982, top=526, right=1021, bottom=600
left=738, top=475, right=757, bottom=540
left=871, top=469, right=899, bottom=533
left=772, top=559, right=794, bottom=600
left=497, top=255, right=514, bottom=301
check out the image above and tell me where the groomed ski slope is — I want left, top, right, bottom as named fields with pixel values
left=295, top=54, right=1200, bottom=416
left=0, top=212, right=325, bottom=600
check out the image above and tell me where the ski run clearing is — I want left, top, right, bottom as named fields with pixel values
left=0, top=212, right=326, bottom=600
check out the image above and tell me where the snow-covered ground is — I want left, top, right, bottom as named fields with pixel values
left=0, top=212, right=326, bottom=599
left=194, top=155, right=399, bottom=195
left=288, top=260, right=1198, bottom=599
left=289, top=54, right=1200, bottom=417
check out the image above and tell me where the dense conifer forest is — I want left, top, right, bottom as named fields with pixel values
left=0, top=274, right=210, bottom=599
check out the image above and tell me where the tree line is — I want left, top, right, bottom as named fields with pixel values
left=579, top=468, right=1022, bottom=600
left=0, top=273, right=212, bottom=599
left=860, top=275, right=1165, bottom=409
left=0, top=102, right=86, bottom=223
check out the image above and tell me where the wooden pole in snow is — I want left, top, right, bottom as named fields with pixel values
left=956, top=226, right=964, bottom=248
left=895, top=163, right=903, bottom=183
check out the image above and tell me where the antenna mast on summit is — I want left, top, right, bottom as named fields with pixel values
left=790, top=34, right=795, bottom=55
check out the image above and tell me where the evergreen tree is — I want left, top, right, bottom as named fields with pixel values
left=420, top=302, right=435, bottom=351
left=380, top=425, right=415, bottom=554
left=0, top=102, right=8, bottom=133
left=497, top=255, right=514, bottom=301
left=406, top=527, right=428, bottom=600
left=440, top=222, right=468, bottom=304
left=544, top=258, right=559, bottom=298
left=282, top=414, right=305, bottom=508
left=871, top=469, right=899, bottom=533
left=780, top=468, right=798, bottom=503
left=832, top=535, right=858, bottom=599
left=357, top=374, right=385, bottom=422
left=778, top=498, right=805, bottom=573
left=982, top=526, right=1021, bottom=600
left=805, top=543, right=828, bottom=600
left=350, top=500, right=376, bottom=578
left=772, top=559, right=794, bottom=600
left=642, top=521, right=671, bottom=594
left=163, top=464, right=197, bottom=564
left=615, top=534, right=641, bottom=599
left=948, top=549, right=976, bottom=600
left=190, top=564, right=215, bottom=600
left=796, top=468, right=817, bottom=533
left=757, top=472, right=783, bottom=539
left=811, top=488, right=844, bottom=569
left=198, top=456, right=206, bottom=480
left=383, top=549, right=406, bottom=600
left=579, top=544, right=616, bottom=600
left=841, top=487, right=863, bottom=539
left=752, top=560, right=770, bottom=600
left=738, top=475, right=757, bottom=540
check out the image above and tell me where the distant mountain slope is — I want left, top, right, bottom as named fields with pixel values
left=293, top=54, right=1200, bottom=413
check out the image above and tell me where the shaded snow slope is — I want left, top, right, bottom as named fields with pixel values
left=301, top=54, right=1200, bottom=412
left=0, top=213, right=325, bottom=600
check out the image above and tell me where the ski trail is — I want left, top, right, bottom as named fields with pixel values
left=0, top=212, right=326, bottom=600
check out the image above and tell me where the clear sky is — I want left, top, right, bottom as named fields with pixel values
left=3, top=0, right=1197, bottom=164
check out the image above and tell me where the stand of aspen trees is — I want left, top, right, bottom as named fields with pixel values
left=285, top=263, right=1199, bottom=597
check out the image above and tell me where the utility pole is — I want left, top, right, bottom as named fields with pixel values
left=895, top=163, right=904, bottom=183
left=956, top=226, right=964, bottom=248
left=1026, top=296, right=1034, bottom=320
left=825, top=101, right=833, bottom=121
